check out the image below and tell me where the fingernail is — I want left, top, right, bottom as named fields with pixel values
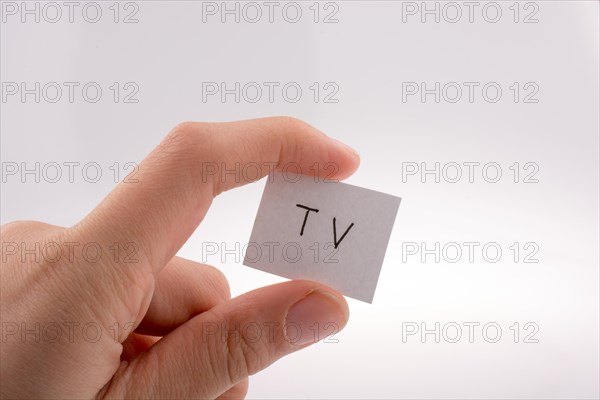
left=284, top=289, right=349, bottom=346
left=330, top=137, right=360, bottom=159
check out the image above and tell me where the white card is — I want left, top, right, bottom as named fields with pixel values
left=243, top=173, right=401, bottom=303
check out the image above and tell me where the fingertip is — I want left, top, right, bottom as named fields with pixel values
left=330, top=136, right=360, bottom=161
left=283, top=281, right=350, bottom=346
left=325, top=136, right=361, bottom=181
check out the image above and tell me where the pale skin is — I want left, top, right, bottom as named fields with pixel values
left=0, top=117, right=360, bottom=399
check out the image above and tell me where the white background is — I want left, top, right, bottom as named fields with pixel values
left=1, top=1, right=599, bottom=398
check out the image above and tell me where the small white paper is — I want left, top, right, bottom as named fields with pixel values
left=243, top=173, right=401, bottom=303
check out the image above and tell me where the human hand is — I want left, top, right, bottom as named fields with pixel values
left=0, top=117, right=360, bottom=399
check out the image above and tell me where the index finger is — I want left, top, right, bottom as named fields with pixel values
left=74, top=117, right=360, bottom=275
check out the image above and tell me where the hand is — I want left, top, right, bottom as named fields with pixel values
left=0, top=117, right=360, bottom=399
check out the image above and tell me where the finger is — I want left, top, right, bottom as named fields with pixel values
left=216, top=379, right=249, bottom=400
left=135, top=256, right=230, bottom=336
left=103, top=280, right=349, bottom=398
left=75, top=117, right=360, bottom=275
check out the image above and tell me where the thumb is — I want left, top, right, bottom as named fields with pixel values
left=102, top=280, right=349, bottom=398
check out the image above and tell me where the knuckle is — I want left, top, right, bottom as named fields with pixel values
left=0, top=220, right=62, bottom=241
left=159, top=121, right=216, bottom=167
left=223, top=316, right=270, bottom=385
left=166, top=121, right=211, bottom=150
left=2, top=225, right=82, bottom=297
left=161, top=122, right=198, bottom=155
left=273, top=116, right=319, bottom=138
left=170, top=121, right=197, bottom=138
left=223, top=379, right=250, bottom=399
left=162, top=121, right=227, bottom=196
left=204, top=264, right=231, bottom=301
left=271, top=115, right=306, bottom=128
left=0, top=220, right=27, bottom=236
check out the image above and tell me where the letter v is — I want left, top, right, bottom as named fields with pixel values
left=333, top=217, right=354, bottom=249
